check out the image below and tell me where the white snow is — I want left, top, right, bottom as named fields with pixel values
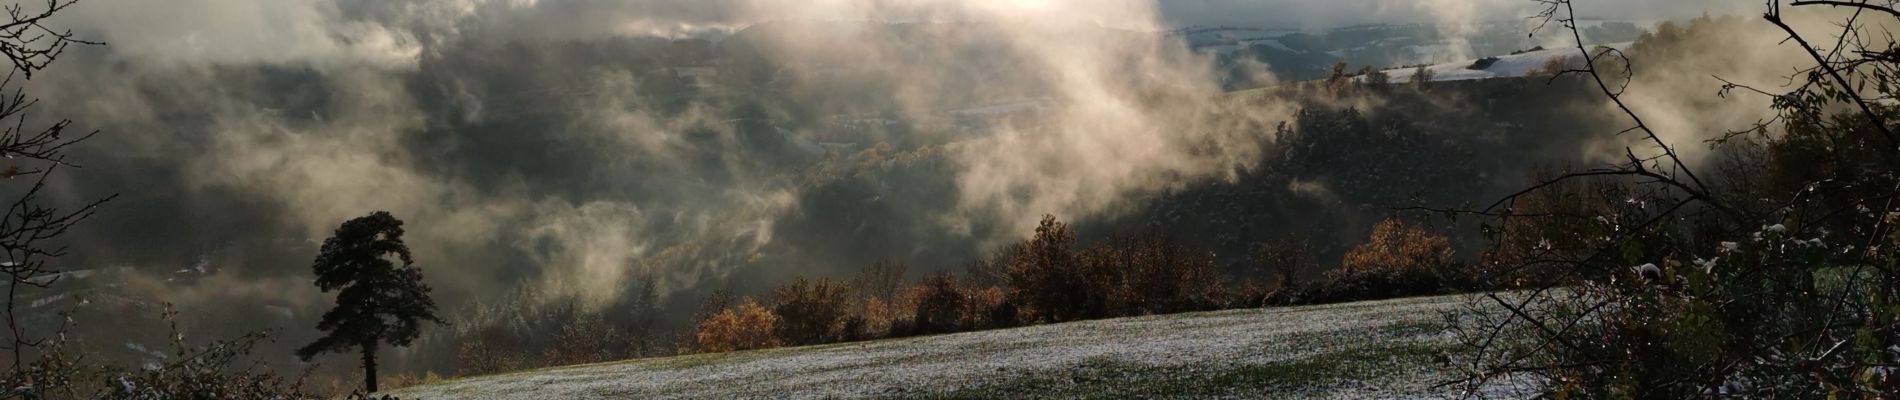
left=389, top=294, right=1536, bottom=399
left=27, top=294, right=66, bottom=309
left=1635, top=263, right=1661, bottom=277
left=949, top=99, right=1047, bottom=118
left=1178, top=27, right=1297, bottom=48
left=1370, top=44, right=1629, bottom=84
left=1202, top=44, right=1242, bottom=55
left=1693, top=257, right=1719, bottom=273
left=1239, top=38, right=1295, bottom=53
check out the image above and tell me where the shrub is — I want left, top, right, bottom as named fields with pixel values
left=981, top=300, right=1020, bottom=330
left=1359, top=65, right=1389, bottom=89
left=458, top=325, right=527, bottom=376
left=911, top=273, right=966, bottom=334
left=962, top=286, right=1010, bottom=329
left=858, top=296, right=899, bottom=339
left=1468, top=56, right=1501, bottom=70
left=19, top=307, right=318, bottom=399
left=1411, top=65, right=1434, bottom=87
left=1003, top=219, right=1226, bottom=321
left=1071, top=244, right=1126, bottom=318
left=838, top=316, right=869, bottom=342
left=1271, top=219, right=1466, bottom=305
left=102, top=336, right=313, bottom=399
left=1476, top=168, right=1630, bottom=288
left=544, top=309, right=617, bottom=366
left=1254, top=236, right=1317, bottom=290
left=1341, top=219, right=1453, bottom=275
left=771, top=277, right=852, bottom=346
left=1115, top=233, right=1223, bottom=314
left=694, top=298, right=780, bottom=353
left=1005, top=215, right=1093, bottom=322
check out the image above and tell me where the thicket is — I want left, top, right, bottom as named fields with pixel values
left=1443, top=4, right=1900, bottom=397
left=453, top=278, right=665, bottom=376
left=688, top=214, right=1465, bottom=354
left=1271, top=219, right=1472, bottom=305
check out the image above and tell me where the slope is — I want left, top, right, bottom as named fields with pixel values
left=386, top=294, right=1534, bottom=399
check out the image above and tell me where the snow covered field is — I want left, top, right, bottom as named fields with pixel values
left=387, top=294, right=1536, bottom=399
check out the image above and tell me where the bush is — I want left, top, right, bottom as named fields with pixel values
left=1272, top=261, right=1468, bottom=305
left=1271, top=219, right=1467, bottom=305
left=962, top=286, right=1010, bottom=329
left=981, top=301, right=1020, bottom=330
left=1468, top=56, right=1501, bottom=70
left=1341, top=219, right=1453, bottom=275
left=1476, top=168, right=1630, bottom=287
left=544, top=309, right=617, bottom=366
left=13, top=307, right=317, bottom=399
left=838, top=316, right=869, bottom=342
left=1113, top=233, right=1223, bottom=314
left=1446, top=14, right=1900, bottom=397
left=1254, top=236, right=1317, bottom=290
left=458, top=325, right=527, bottom=376
left=694, top=298, right=780, bottom=353
left=1358, top=65, right=1389, bottom=89
left=770, top=277, right=852, bottom=346
left=1001, top=218, right=1230, bottom=321
left=911, top=273, right=966, bottom=334
left=1411, top=65, right=1434, bottom=86
left=1071, top=244, right=1125, bottom=319
left=858, top=296, right=900, bottom=339
left=1005, top=215, right=1094, bottom=323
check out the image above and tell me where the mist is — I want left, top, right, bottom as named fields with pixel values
left=2, top=0, right=1830, bottom=381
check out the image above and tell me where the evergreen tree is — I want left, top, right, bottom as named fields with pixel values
left=296, top=211, right=444, bottom=393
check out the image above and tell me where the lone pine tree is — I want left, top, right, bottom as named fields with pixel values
left=297, top=211, right=444, bottom=393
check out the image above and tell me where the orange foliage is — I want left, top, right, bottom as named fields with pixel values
left=1341, top=219, right=1452, bottom=274
left=693, top=298, right=780, bottom=353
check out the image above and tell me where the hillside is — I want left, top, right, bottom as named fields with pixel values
left=386, top=294, right=1533, bottom=399
left=1180, top=19, right=1649, bottom=84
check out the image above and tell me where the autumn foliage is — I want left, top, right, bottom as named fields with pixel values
left=910, top=273, right=965, bottom=334
left=680, top=215, right=1474, bottom=355
left=771, top=277, right=852, bottom=346
left=1340, top=219, right=1453, bottom=274
left=693, top=298, right=780, bottom=353
left=1271, top=218, right=1468, bottom=305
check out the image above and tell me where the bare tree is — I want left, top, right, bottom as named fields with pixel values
left=0, top=0, right=111, bottom=384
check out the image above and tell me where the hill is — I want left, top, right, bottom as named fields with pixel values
left=386, top=294, right=1532, bottom=399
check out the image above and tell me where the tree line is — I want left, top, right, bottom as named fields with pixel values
left=683, top=215, right=1473, bottom=355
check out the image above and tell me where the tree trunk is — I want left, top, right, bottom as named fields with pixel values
left=362, top=341, right=379, bottom=393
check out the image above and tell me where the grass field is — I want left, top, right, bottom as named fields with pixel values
left=386, top=294, right=1534, bottom=399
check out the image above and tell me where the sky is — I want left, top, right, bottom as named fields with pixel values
left=22, top=0, right=1790, bottom=308
left=25, top=0, right=1790, bottom=310
left=1155, top=0, right=1754, bottom=29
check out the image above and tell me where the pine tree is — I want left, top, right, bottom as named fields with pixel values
left=295, top=211, right=444, bottom=393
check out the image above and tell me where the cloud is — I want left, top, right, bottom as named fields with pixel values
left=9, top=0, right=1821, bottom=377
left=1154, top=0, right=1754, bottom=29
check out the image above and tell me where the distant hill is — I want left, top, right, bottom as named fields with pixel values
left=1178, top=19, right=1650, bottom=84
